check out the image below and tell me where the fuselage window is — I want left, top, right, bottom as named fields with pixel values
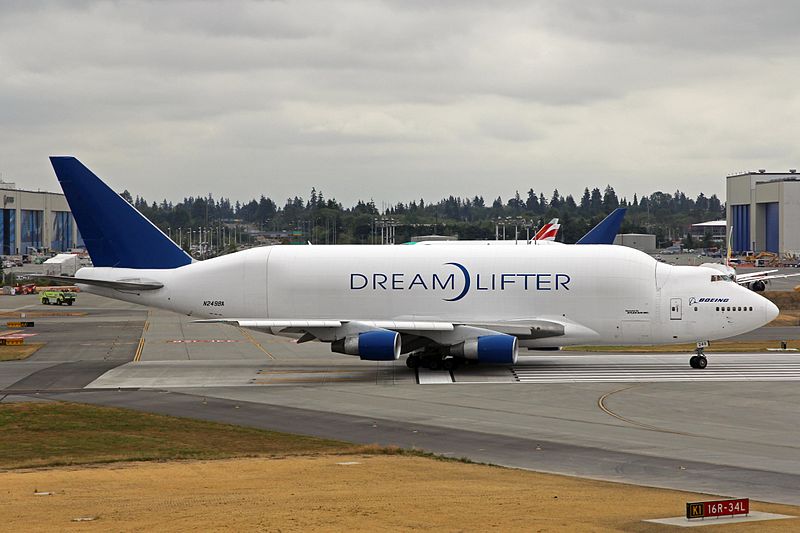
left=694, top=307, right=698, bottom=311
left=716, top=307, right=719, bottom=311
left=749, top=306, right=753, bottom=311
left=738, top=307, right=742, bottom=311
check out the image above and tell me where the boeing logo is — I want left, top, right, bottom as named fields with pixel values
left=350, top=262, right=571, bottom=301
left=689, top=297, right=730, bottom=305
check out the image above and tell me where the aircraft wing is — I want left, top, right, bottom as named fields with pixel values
left=735, top=270, right=779, bottom=281
left=194, top=318, right=566, bottom=341
left=736, top=272, right=800, bottom=284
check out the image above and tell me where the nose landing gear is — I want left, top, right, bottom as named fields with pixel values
left=689, top=341, right=708, bottom=369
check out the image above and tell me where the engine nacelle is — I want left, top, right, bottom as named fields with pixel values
left=451, top=334, right=518, bottom=364
left=748, top=280, right=766, bottom=292
left=331, top=329, right=400, bottom=361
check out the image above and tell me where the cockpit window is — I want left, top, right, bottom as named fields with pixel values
left=711, top=274, right=735, bottom=282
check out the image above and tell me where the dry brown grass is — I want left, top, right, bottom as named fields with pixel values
left=2, top=455, right=797, bottom=532
left=763, top=291, right=800, bottom=310
left=0, top=343, right=44, bottom=361
left=769, top=310, right=800, bottom=327
left=0, top=311, right=86, bottom=317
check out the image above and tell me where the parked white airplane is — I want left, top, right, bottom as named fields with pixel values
left=48, top=157, right=778, bottom=371
left=702, top=229, right=800, bottom=291
left=413, top=208, right=627, bottom=247
left=414, top=219, right=561, bottom=246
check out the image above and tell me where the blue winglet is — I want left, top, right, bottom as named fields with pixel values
left=576, top=207, right=627, bottom=245
left=50, top=156, right=192, bottom=269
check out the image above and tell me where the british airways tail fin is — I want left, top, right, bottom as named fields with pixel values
left=576, top=207, right=627, bottom=245
left=49, top=156, right=192, bottom=269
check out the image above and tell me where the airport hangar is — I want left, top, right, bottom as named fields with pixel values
left=727, top=169, right=800, bottom=255
left=0, top=181, right=79, bottom=255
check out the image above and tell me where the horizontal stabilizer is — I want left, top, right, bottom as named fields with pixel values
left=576, top=207, right=627, bottom=245
left=40, top=275, right=164, bottom=291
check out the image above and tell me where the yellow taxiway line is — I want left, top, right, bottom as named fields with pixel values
left=133, top=314, right=150, bottom=363
left=238, top=326, right=276, bottom=360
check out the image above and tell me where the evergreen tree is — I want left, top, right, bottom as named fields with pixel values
left=580, top=188, right=591, bottom=210
left=603, top=185, right=619, bottom=210
left=526, top=188, right=539, bottom=212
left=590, top=187, right=602, bottom=212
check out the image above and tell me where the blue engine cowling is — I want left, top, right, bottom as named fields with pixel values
left=456, top=334, right=518, bottom=364
left=331, top=329, right=401, bottom=361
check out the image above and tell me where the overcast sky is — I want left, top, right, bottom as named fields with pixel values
left=1, top=1, right=798, bottom=206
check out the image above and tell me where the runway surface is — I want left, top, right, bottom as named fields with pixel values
left=1, top=293, right=799, bottom=506
left=83, top=352, right=800, bottom=389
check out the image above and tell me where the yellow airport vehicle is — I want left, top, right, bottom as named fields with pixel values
left=40, top=290, right=76, bottom=306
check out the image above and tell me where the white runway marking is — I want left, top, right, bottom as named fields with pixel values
left=506, top=353, right=800, bottom=383
left=417, top=368, right=454, bottom=384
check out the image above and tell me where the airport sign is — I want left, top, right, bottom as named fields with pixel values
left=686, top=498, right=749, bottom=519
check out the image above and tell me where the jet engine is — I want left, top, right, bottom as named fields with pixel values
left=748, top=280, right=766, bottom=292
left=331, top=329, right=401, bottom=361
left=450, top=334, right=518, bottom=364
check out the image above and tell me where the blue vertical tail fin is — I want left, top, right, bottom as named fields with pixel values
left=49, top=156, right=192, bottom=269
left=576, top=207, right=627, bottom=245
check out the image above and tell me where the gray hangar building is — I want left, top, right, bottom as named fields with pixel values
left=726, top=170, right=800, bottom=255
left=0, top=182, right=79, bottom=255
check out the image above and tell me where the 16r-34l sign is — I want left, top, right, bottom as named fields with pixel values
left=686, top=498, right=749, bottom=519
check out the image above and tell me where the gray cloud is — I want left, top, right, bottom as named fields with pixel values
left=1, top=1, right=798, bottom=205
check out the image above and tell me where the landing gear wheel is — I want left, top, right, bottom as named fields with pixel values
left=42, top=298, right=49, bottom=305
left=406, top=355, right=420, bottom=369
left=428, top=358, right=442, bottom=371
left=690, top=340, right=709, bottom=369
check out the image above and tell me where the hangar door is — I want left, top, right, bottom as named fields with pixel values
left=731, top=204, right=750, bottom=253
left=764, top=202, right=779, bottom=253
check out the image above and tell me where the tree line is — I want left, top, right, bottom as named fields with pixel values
left=119, top=185, right=724, bottom=248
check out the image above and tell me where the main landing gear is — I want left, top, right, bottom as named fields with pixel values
left=406, top=352, right=462, bottom=371
left=689, top=341, right=708, bottom=369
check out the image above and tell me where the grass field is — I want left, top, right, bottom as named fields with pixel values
left=0, top=343, right=44, bottom=361
left=0, top=402, right=359, bottom=469
left=0, top=402, right=797, bottom=531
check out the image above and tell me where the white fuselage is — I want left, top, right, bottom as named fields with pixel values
left=77, top=244, right=777, bottom=347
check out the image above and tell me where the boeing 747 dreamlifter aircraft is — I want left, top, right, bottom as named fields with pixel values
left=48, top=157, right=778, bottom=371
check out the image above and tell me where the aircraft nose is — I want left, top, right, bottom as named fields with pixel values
left=765, top=299, right=779, bottom=324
